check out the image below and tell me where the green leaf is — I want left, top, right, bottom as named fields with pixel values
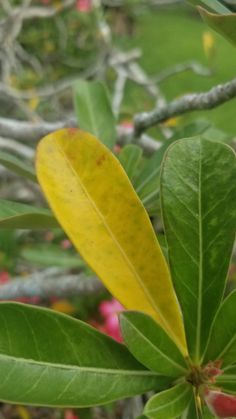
left=160, top=138, right=236, bottom=362
left=134, top=142, right=169, bottom=214
left=74, top=80, right=116, bottom=148
left=187, top=0, right=231, bottom=14
left=198, top=7, right=236, bottom=46
left=118, top=145, right=142, bottom=180
left=0, top=151, right=37, bottom=182
left=202, top=126, right=232, bottom=144
left=21, top=244, right=84, bottom=268
left=119, top=311, right=188, bottom=378
left=144, top=382, right=191, bottom=419
left=176, top=390, right=206, bottom=419
left=0, top=302, right=169, bottom=407
left=202, top=405, right=216, bottom=419
left=134, top=124, right=210, bottom=215
left=181, top=393, right=200, bottom=419
left=216, top=364, right=236, bottom=395
left=203, top=290, right=236, bottom=367
left=0, top=199, right=58, bottom=229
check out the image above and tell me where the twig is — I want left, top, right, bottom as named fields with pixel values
left=134, top=77, right=236, bottom=136
left=112, top=68, right=127, bottom=117
left=8, top=0, right=75, bottom=21
left=117, top=125, right=161, bottom=154
left=0, top=116, right=77, bottom=142
left=0, top=136, right=34, bottom=159
left=127, top=61, right=173, bottom=139
left=0, top=270, right=104, bottom=300
left=149, top=61, right=211, bottom=85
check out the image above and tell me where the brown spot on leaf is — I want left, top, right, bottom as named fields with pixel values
left=67, top=128, right=78, bottom=135
left=96, top=154, right=106, bottom=166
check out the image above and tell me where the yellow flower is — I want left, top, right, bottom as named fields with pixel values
left=202, top=31, right=215, bottom=62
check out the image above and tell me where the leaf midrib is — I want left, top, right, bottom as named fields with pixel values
left=0, top=353, right=158, bottom=377
left=56, top=143, right=174, bottom=341
left=196, top=143, right=203, bottom=362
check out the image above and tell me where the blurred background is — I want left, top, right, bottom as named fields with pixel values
left=0, top=1, right=235, bottom=418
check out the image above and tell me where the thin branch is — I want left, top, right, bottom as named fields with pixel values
left=0, top=270, right=104, bottom=300
left=9, top=0, right=75, bottom=21
left=0, top=136, right=34, bottom=159
left=112, top=68, right=127, bottom=117
left=0, top=116, right=77, bottom=142
left=134, top=77, right=236, bottom=136
left=149, top=61, right=211, bottom=85
left=125, top=60, right=173, bottom=138
left=117, top=125, right=161, bottom=154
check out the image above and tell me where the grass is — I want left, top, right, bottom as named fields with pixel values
left=116, top=4, right=236, bottom=135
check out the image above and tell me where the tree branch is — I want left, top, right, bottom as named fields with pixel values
left=0, top=116, right=77, bottom=142
left=134, top=77, right=236, bottom=136
left=0, top=270, right=104, bottom=300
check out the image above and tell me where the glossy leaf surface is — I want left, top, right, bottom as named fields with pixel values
left=0, top=199, right=58, bottom=229
left=74, top=80, right=116, bottom=148
left=119, top=311, right=188, bottom=378
left=0, top=303, right=167, bottom=407
left=161, top=138, right=236, bottom=361
left=204, top=290, right=236, bottom=367
left=144, top=382, right=191, bottom=419
left=118, top=144, right=142, bottom=181
left=0, top=151, right=36, bottom=182
left=199, top=7, right=236, bottom=46
left=36, top=129, right=187, bottom=354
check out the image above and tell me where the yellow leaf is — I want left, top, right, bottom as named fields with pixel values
left=36, top=129, right=187, bottom=355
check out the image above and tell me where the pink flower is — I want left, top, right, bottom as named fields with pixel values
left=104, top=314, right=122, bottom=342
left=0, top=271, right=10, bottom=284
left=99, top=298, right=123, bottom=318
left=60, top=239, right=72, bottom=249
left=99, top=298, right=124, bottom=342
left=76, top=0, right=92, bottom=12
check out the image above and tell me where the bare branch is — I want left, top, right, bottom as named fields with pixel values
left=134, top=77, right=236, bottom=136
left=0, top=116, right=77, bottom=142
left=0, top=136, right=34, bottom=159
left=145, top=61, right=212, bottom=85
left=8, top=0, right=75, bottom=21
left=0, top=270, right=104, bottom=300
left=117, top=125, right=161, bottom=154
left=112, top=68, right=127, bottom=117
